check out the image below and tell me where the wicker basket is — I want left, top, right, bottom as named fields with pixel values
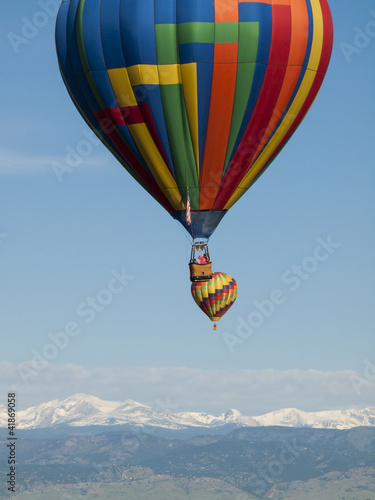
left=189, top=262, right=213, bottom=282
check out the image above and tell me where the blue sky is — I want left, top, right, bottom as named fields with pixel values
left=0, top=0, right=374, bottom=414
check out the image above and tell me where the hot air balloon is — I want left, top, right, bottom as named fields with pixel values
left=55, top=0, right=333, bottom=326
left=192, top=273, right=238, bottom=330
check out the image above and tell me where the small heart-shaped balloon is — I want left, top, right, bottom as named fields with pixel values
left=191, top=272, right=238, bottom=325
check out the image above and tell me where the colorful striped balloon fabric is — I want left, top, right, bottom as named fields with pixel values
left=191, top=272, right=238, bottom=322
left=56, top=0, right=333, bottom=239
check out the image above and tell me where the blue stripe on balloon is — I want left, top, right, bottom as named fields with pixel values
left=196, top=63, right=213, bottom=172
left=75, top=74, right=102, bottom=113
left=178, top=43, right=215, bottom=64
left=55, top=2, right=74, bottom=78
left=56, top=0, right=101, bottom=114
left=66, top=0, right=85, bottom=76
left=100, top=0, right=126, bottom=69
left=303, top=0, right=314, bottom=69
left=176, top=0, right=215, bottom=24
left=90, top=71, right=117, bottom=108
left=120, top=0, right=158, bottom=67
left=62, top=0, right=103, bottom=115
left=155, top=0, right=176, bottom=25
left=57, top=2, right=100, bottom=119
left=81, top=0, right=106, bottom=71
left=57, top=2, right=103, bottom=122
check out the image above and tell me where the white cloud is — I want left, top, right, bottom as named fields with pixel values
left=1, top=362, right=374, bottom=415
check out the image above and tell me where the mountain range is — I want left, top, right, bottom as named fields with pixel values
left=1, top=394, right=375, bottom=431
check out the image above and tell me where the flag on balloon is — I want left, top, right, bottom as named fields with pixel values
left=186, top=190, right=191, bottom=226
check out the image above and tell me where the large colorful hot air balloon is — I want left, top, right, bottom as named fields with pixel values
left=55, top=0, right=333, bottom=326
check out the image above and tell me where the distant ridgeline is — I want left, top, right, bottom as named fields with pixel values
left=0, top=426, right=374, bottom=499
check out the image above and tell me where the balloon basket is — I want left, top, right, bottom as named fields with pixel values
left=213, top=323, right=218, bottom=331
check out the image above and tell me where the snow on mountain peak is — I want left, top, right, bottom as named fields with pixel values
left=226, top=409, right=242, bottom=417
left=0, top=395, right=374, bottom=432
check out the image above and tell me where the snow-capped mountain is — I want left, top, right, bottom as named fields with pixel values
left=1, top=394, right=374, bottom=431
left=253, top=407, right=375, bottom=430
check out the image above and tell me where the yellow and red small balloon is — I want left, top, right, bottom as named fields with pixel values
left=191, top=273, right=238, bottom=330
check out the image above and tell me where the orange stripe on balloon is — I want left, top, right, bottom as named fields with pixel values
left=288, top=0, right=309, bottom=66
left=215, top=0, right=239, bottom=22
left=199, top=63, right=238, bottom=210
left=199, top=0, right=239, bottom=210
left=214, top=43, right=238, bottom=63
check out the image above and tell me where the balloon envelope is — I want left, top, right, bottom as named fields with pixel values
left=191, top=272, right=238, bottom=322
left=56, top=0, right=333, bottom=239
